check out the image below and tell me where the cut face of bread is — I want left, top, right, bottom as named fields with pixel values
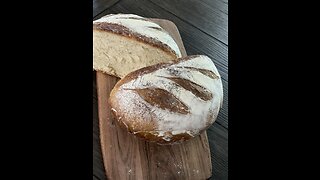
left=93, top=14, right=182, bottom=78
left=109, top=55, right=223, bottom=145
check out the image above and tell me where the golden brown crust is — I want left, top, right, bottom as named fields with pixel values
left=126, top=88, right=190, bottom=114
left=109, top=70, right=196, bottom=145
left=181, top=67, right=219, bottom=79
left=162, top=77, right=213, bottom=101
left=110, top=106, right=194, bottom=145
left=93, top=22, right=179, bottom=58
left=134, top=131, right=194, bottom=145
left=114, top=63, right=172, bottom=87
left=109, top=87, right=158, bottom=132
left=114, top=55, right=201, bottom=87
left=108, top=55, right=221, bottom=145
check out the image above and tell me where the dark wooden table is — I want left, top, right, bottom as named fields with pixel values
left=93, top=0, right=228, bottom=179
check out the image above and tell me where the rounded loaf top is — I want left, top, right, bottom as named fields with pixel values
left=109, top=55, right=223, bottom=145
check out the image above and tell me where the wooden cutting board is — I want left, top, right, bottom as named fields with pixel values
left=96, top=19, right=212, bottom=180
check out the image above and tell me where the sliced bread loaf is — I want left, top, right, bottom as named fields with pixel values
left=93, top=14, right=182, bottom=78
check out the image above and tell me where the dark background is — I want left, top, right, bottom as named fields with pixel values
left=93, top=0, right=228, bottom=179
left=5, top=0, right=314, bottom=179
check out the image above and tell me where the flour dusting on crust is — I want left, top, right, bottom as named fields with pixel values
left=111, top=55, right=223, bottom=143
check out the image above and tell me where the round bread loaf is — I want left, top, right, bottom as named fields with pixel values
left=109, top=55, right=223, bottom=144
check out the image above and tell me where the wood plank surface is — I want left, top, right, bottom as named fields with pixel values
left=93, top=0, right=119, bottom=17
left=96, top=19, right=213, bottom=180
left=93, top=0, right=228, bottom=179
left=149, top=0, right=228, bottom=45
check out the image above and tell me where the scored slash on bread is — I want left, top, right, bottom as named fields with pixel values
left=93, top=14, right=182, bottom=78
left=109, top=55, right=223, bottom=145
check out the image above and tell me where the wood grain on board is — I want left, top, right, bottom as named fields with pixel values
left=96, top=19, right=212, bottom=179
